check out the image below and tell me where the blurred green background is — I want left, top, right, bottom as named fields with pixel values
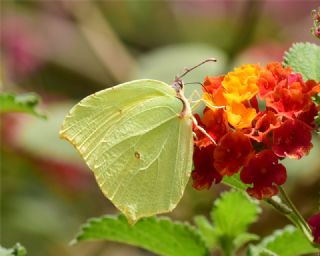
left=1, top=1, right=319, bottom=255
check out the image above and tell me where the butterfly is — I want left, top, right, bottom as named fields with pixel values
left=60, top=59, right=216, bottom=223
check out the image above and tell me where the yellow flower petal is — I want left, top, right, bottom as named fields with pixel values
left=226, top=102, right=257, bottom=129
left=202, top=89, right=227, bottom=111
left=222, top=64, right=260, bottom=103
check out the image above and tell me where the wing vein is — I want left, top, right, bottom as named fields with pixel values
left=110, top=120, right=173, bottom=202
left=85, top=105, right=177, bottom=160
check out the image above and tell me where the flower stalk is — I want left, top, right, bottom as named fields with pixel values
left=278, top=186, right=314, bottom=243
left=265, top=187, right=320, bottom=248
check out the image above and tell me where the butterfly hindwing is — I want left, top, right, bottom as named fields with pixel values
left=60, top=79, right=193, bottom=223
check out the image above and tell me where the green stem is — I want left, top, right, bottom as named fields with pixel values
left=220, top=238, right=234, bottom=256
left=265, top=197, right=292, bottom=215
left=278, top=186, right=314, bottom=243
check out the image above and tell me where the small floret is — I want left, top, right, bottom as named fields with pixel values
left=240, top=150, right=287, bottom=199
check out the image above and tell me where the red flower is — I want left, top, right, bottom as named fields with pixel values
left=286, top=75, right=320, bottom=98
left=193, top=114, right=212, bottom=149
left=214, top=131, right=254, bottom=176
left=191, top=62, right=318, bottom=196
left=240, top=150, right=287, bottom=199
left=245, top=110, right=281, bottom=143
left=202, top=108, right=229, bottom=142
left=297, top=102, right=319, bottom=128
left=193, top=108, right=229, bottom=148
left=266, top=80, right=313, bottom=119
left=192, top=145, right=222, bottom=190
left=257, top=70, right=276, bottom=98
left=287, top=73, right=304, bottom=86
left=272, top=119, right=313, bottom=159
left=308, top=213, right=320, bottom=244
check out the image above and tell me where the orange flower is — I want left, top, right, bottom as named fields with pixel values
left=225, top=102, right=257, bottom=129
left=305, top=80, right=320, bottom=96
left=265, top=62, right=292, bottom=83
left=203, top=76, right=224, bottom=94
left=257, top=70, right=276, bottom=98
left=202, top=75, right=228, bottom=110
left=222, top=64, right=260, bottom=103
left=202, top=88, right=228, bottom=110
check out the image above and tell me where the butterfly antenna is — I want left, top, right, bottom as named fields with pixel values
left=184, top=82, right=203, bottom=86
left=184, top=82, right=210, bottom=95
left=174, top=58, right=217, bottom=83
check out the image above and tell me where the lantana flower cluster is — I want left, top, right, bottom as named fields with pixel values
left=192, top=62, right=320, bottom=200
left=311, top=7, right=320, bottom=39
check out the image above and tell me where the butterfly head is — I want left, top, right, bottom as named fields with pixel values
left=171, top=58, right=216, bottom=94
left=171, top=79, right=184, bottom=93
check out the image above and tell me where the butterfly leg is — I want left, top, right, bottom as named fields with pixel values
left=189, top=90, right=225, bottom=112
left=188, top=89, right=201, bottom=102
left=191, top=115, right=217, bottom=145
left=188, top=90, right=204, bottom=112
left=201, top=99, right=225, bottom=110
left=192, top=132, right=199, bottom=141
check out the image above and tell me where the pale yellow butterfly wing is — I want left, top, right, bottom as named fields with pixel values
left=60, top=79, right=193, bottom=223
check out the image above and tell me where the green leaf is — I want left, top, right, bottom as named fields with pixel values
left=316, top=113, right=320, bottom=130
left=222, top=173, right=248, bottom=191
left=0, top=93, right=45, bottom=118
left=259, top=226, right=318, bottom=256
left=0, top=243, right=27, bottom=256
left=211, top=191, right=260, bottom=237
left=247, top=245, right=277, bottom=256
left=194, top=215, right=218, bottom=250
left=234, top=232, right=259, bottom=250
left=283, top=42, right=320, bottom=81
left=313, top=93, right=320, bottom=105
left=195, top=191, right=260, bottom=255
left=73, top=214, right=209, bottom=256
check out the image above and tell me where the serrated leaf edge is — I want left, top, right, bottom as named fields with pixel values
left=283, top=42, right=320, bottom=81
left=259, top=225, right=295, bottom=247
left=212, top=190, right=261, bottom=219
left=72, top=214, right=209, bottom=254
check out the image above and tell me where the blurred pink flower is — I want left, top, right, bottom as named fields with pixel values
left=1, top=112, right=91, bottom=191
left=235, top=43, right=288, bottom=66
left=1, top=16, right=44, bottom=80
